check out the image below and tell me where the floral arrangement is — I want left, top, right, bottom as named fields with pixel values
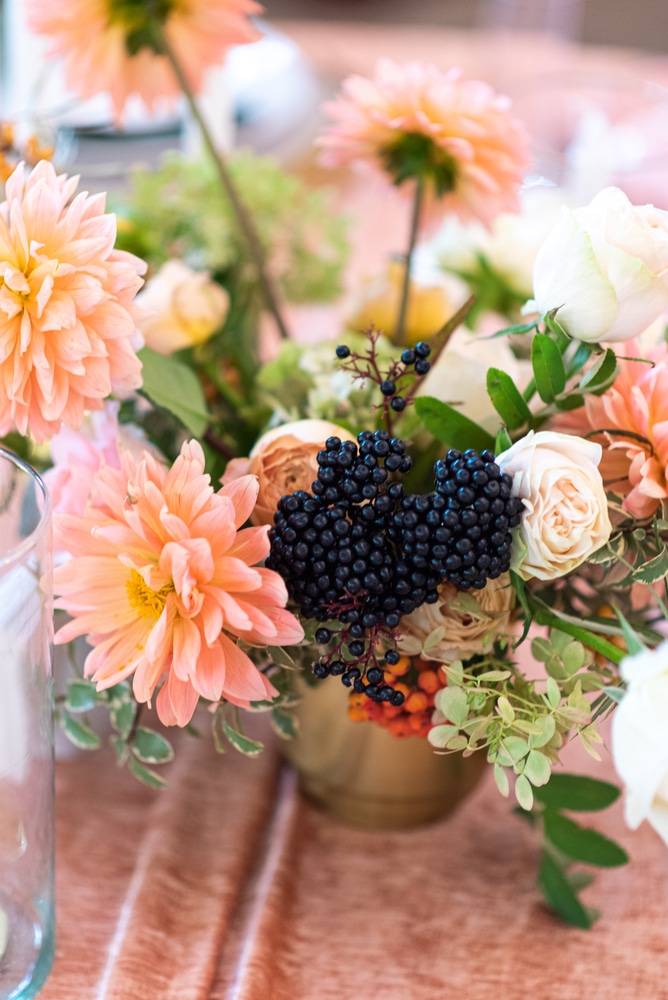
left=5, top=0, right=668, bottom=929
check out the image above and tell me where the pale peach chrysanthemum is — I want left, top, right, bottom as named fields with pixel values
left=27, top=0, right=261, bottom=119
left=555, top=340, right=668, bottom=519
left=0, top=161, right=144, bottom=442
left=318, top=59, right=529, bottom=229
left=53, top=440, right=304, bottom=727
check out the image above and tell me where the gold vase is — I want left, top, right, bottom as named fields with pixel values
left=283, top=676, right=487, bottom=830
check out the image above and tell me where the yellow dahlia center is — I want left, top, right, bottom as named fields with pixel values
left=126, top=569, right=173, bottom=620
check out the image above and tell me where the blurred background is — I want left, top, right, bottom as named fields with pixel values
left=264, top=0, right=668, bottom=52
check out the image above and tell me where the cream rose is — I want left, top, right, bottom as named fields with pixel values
left=496, top=430, right=611, bottom=581
left=136, top=260, right=229, bottom=354
left=222, top=419, right=356, bottom=526
left=396, top=574, right=515, bottom=663
left=612, top=641, right=668, bottom=846
left=529, top=187, right=668, bottom=344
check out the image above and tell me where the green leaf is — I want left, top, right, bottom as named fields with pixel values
left=524, top=749, right=551, bottom=787
left=555, top=393, right=586, bottom=411
left=579, top=348, right=618, bottom=395
left=501, top=735, right=530, bottom=764
left=493, top=763, right=510, bottom=797
left=631, top=547, right=668, bottom=586
left=528, top=716, right=556, bottom=749
left=486, top=368, right=533, bottom=429
left=515, top=773, right=534, bottom=809
left=128, top=756, right=166, bottom=789
left=494, top=426, right=512, bottom=454
left=267, top=646, right=298, bottom=669
left=131, top=727, right=174, bottom=764
left=488, top=320, right=539, bottom=338
left=438, top=686, right=469, bottom=727
left=532, top=333, right=566, bottom=403
left=534, top=774, right=621, bottom=811
left=271, top=708, right=298, bottom=740
left=221, top=719, right=265, bottom=757
left=137, top=347, right=210, bottom=437
left=65, top=679, right=101, bottom=714
left=543, top=811, right=628, bottom=866
left=414, top=396, right=495, bottom=452
left=545, top=676, right=561, bottom=709
left=60, top=712, right=102, bottom=750
left=613, top=606, right=647, bottom=656
left=538, top=851, right=593, bottom=929
left=110, top=700, right=136, bottom=740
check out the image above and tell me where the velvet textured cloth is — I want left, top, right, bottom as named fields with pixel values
left=43, top=715, right=666, bottom=1000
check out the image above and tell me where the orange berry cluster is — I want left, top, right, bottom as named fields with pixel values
left=347, top=654, right=447, bottom=738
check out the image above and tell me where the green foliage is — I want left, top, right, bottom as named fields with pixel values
left=538, top=852, right=595, bottom=929
left=531, top=333, right=566, bottom=403
left=113, top=151, right=348, bottom=306
left=137, top=348, right=210, bottom=437
left=486, top=368, right=533, bottom=430
left=414, top=396, right=495, bottom=452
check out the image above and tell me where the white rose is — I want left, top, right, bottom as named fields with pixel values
left=419, top=312, right=529, bottom=432
left=612, top=642, right=668, bottom=845
left=496, top=430, right=611, bottom=581
left=136, top=260, right=229, bottom=354
left=528, top=187, right=668, bottom=344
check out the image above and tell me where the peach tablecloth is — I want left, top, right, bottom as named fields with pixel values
left=44, top=719, right=666, bottom=1000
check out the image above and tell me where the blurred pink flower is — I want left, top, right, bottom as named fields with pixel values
left=53, top=440, right=304, bottom=727
left=556, top=339, right=668, bottom=518
left=27, top=0, right=261, bottom=119
left=318, top=59, right=529, bottom=228
left=44, top=401, right=160, bottom=517
left=0, top=161, right=144, bottom=442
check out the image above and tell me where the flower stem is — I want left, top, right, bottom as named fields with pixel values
left=158, top=29, right=291, bottom=341
left=395, top=176, right=424, bottom=347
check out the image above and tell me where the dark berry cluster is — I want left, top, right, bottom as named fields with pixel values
left=430, top=448, right=523, bottom=589
left=267, top=432, right=524, bottom=698
left=335, top=338, right=431, bottom=416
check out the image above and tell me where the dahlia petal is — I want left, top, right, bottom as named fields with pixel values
left=220, top=474, right=260, bottom=529
left=218, top=632, right=269, bottom=702
left=156, top=670, right=200, bottom=727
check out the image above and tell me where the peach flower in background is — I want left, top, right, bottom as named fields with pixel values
left=53, top=440, right=304, bottom=727
left=27, top=0, right=261, bottom=119
left=555, top=339, right=668, bottom=519
left=44, top=401, right=161, bottom=517
left=318, top=59, right=529, bottom=228
left=136, top=260, right=230, bottom=355
left=397, top=574, right=515, bottom=664
left=0, top=161, right=144, bottom=442
left=223, top=419, right=357, bottom=525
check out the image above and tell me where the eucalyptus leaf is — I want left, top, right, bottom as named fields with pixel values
left=515, top=773, right=534, bottom=810
left=524, top=749, right=551, bottom=787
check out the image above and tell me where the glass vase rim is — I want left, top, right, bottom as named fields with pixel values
left=0, top=444, right=51, bottom=570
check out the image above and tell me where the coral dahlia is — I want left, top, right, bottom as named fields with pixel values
left=0, top=161, right=145, bottom=442
left=318, top=59, right=529, bottom=228
left=27, top=0, right=261, bottom=119
left=53, top=440, right=304, bottom=726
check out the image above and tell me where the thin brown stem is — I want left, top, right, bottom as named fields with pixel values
left=395, top=177, right=424, bottom=347
left=402, top=294, right=476, bottom=405
left=159, top=29, right=291, bottom=341
left=204, top=427, right=238, bottom=461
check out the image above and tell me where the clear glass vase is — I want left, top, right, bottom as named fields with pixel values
left=0, top=448, right=54, bottom=1000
